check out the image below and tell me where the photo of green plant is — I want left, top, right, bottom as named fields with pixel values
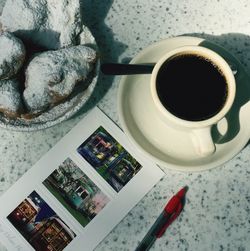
left=43, top=158, right=110, bottom=228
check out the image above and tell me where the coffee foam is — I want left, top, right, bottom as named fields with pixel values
left=170, top=52, right=226, bottom=78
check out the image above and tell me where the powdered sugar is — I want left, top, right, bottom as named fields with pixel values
left=0, top=32, right=26, bottom=80
left=23, top=45, right=97, bottom=113
left=1, top=0, right=83, bottom=50
left=0, top=79, right=23, bottom=115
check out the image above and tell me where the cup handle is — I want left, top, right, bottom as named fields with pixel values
left=191, top=127, right=215, bottom=157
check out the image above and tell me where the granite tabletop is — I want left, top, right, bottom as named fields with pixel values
left=1, top=0, right=250, bottom=250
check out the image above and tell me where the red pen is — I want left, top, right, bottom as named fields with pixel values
left=135, top=187, right=188, bottom=251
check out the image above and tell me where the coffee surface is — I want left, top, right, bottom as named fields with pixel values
left=156, top=53, right=228, bottom=121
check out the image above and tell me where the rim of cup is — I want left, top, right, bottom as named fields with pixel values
left=150, top=45, right=236, bottom=128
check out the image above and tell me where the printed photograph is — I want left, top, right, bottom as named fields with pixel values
left=43, top=158, right=110, bottom=228
left=77, top=126, right=142, bottom=192
left=7, top=191, right=76, bottom=251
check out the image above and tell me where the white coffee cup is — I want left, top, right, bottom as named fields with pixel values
left=150, top=45, right=236, bottom=157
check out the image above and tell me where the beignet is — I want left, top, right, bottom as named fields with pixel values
left=23, top=45, right=97, bottom=113
left=0, top=79, right=23, bottom=117
left=0, top=32, right=26, bottom=80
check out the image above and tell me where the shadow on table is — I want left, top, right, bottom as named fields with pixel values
left=182, top=33, right=250, bottom=145
left=72, top=0, right=127, bottom=118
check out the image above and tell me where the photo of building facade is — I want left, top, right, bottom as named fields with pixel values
left=77, top=126, right=142, bottom=192
left=7, top=191, right=76, bottom=251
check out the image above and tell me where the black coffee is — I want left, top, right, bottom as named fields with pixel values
left=156, top=53, right=228, bottom=121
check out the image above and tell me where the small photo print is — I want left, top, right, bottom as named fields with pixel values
left=7, top=191, right=76, bottom=251
left=43, top=158, right=110, bottom=228
left=77, top=126, right=142, bottom=192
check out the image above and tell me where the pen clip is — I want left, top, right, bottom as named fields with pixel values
left=155, top=202, right=183, bottom=238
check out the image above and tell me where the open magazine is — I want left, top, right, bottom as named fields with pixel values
left=0, top=107, right=164, bottom=251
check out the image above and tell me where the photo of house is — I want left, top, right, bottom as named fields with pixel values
left=43, top=158, right=110, bottom=227
left=77, top=126, right=142, bottom=192
left=7, top=191, right=76, bottom=251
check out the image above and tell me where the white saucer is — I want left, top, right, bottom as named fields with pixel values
left=118, top=36, right=250, bottom=172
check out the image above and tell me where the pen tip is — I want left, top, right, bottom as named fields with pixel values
left=177, top=186, right=188, bottom=198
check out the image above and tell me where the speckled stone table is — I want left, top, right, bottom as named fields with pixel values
left=1, top=0, right=250, bottom=250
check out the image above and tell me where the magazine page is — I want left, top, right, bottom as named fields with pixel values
left=0, top=107, right=165, bottom=251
